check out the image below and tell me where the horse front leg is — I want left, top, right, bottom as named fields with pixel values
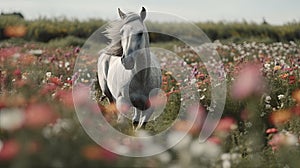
left=132, top=108, right=140, bottom=129
left=116, top=96, right=131, bottom=123
left=133, top=107, right=154, bottom=130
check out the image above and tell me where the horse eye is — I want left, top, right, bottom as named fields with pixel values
left=136, top=32, right=143, bottom=37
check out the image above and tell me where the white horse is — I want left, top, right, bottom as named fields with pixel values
left=97, top=7, right=162, bottom=130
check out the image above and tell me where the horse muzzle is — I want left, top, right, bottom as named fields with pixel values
left=121, top=56, right=134, bottom=70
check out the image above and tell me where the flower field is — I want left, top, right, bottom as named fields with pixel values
left=0, top=40, right=300, bottom=168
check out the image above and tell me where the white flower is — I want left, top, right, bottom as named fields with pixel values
left=189, top=140, right=221, bottom=159
left=0, top=108, right=24, bottom=130
left=222, top=160, right=231, bottom=168
left=168, top=131, right=191, bottom=151
left=52, top=119, right=73, bottom=134
left=231, top=153, right=241, bottom=160
left=284, top=132, right=298, bottom=146
left=157, top=152, right=171, bottom=163
left=278, top=94, right=285, bottom=100
left=265, top=96, right=271, bottom=103
left=190, top=78, right=197, bottom=85
left=200, top=95, right=205, bottom=100
left=0, top=139, right=3, bottom=151
left=221, top=153, right=231, bottom=160
left=64, top=61, right=70, bottom=68
left=46, top=72, right=52, bottom=78
left=115, top=145, right=130, bottom=154
left=59, top=61, right=63, bottom=68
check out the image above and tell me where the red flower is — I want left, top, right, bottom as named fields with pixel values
left=25, top=104, right=59, bottom=128
left=40, top=83, right=57, bottom=95
left=292, top=105, right=300, bottom=115
left=289, top=75, right=296, bottom=84
left=66, top=79, right=73, bottom=85
left=13, top=69, right=22, bottom=79
left=48, top=77, right=62, bottom=86
left=0, top=139, right=20, bottom=161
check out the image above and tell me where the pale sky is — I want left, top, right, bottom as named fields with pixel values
left=1, top=0, right=300, bottom=24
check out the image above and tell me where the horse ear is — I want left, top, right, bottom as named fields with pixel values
left=140, top=7, right=146, bottom=21
left=118, top=8, right=126, bottom=19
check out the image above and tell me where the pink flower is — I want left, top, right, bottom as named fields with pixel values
left=74, top=47, right=80, bottom=53
left=231, top=63, right=265, bottom=100
left=266, top=128, right=278, bottom=134
left=0, top=47, right=21, bottom=59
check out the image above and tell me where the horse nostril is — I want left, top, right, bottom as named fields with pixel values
left=121, top=56, right=125, bottom=63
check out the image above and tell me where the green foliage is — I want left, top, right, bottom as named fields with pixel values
left=47, top=36, right=85, bottom=47
left=197, top=21, right=300, bottom=42
left=1, top=16, right=300, bottom=43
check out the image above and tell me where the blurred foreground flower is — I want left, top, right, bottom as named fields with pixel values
left=3, top=25, right=27, bottom=38
left=25, top=104, right=59, bottom=128
left=0, top=108, right=24, bottom=131
left=268, top=131, right=298, bottom=151
left=190, top=138, right=221, bottom=159
left=55, top=90, right=74, bottom=108
left=81, top=145, right=117, bottom=161
left=269, top=109, right=292, bottom=126
left=173, top=105, right=206, bottom=135
left=215, top=117, right=237, bottom=133
left=292, top=89, right=300, bottom=104
left=0, top=139, right=20, bottom=161
left=292, top=105, right=300, bottom=115
left=72, top=85, right=90, bottom=105
left=231, top=63, right=265, bottom=100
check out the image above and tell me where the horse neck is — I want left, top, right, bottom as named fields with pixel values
left=134, top=47, right=152, bottom=85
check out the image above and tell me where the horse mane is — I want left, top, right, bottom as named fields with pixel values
left=104, top=13, right=142, bottom=56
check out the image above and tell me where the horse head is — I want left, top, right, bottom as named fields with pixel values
left=118, top=7, right=148, bottom=70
